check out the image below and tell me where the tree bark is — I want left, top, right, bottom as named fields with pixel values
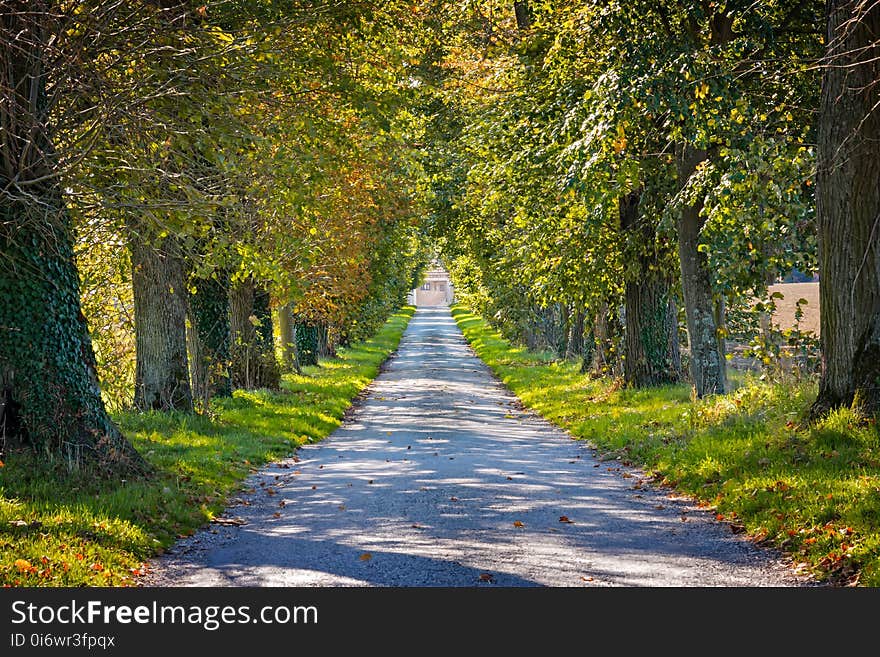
left=813, top=0, right=880, bottom=416
left=277, top=302, right=301, bottom=374
left=514, top=1, right=531, bottom=30
left=0, top=199, right=146, bottom=472
left=565, top=309, right=586, bottom=359
left=189, top=269, right=231, bottom=405
left=0, top=3, right=145, bottom=473
left=130, top=228, right=193, bottom=412
left=620, top=192, right=682, bottom=388
left=676, top=143, right=726, bottom=396
left=230, top=277, right=280, bottom=390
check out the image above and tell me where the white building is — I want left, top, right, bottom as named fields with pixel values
left=413, top=264, right=454, bottom=306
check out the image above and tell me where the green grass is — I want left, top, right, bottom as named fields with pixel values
left=452, top=304, right=880, bottom=586
left=0, top=306, right=415, bottom=587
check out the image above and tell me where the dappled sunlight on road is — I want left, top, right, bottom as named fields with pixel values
left=150, top=306, right=806, bottom=587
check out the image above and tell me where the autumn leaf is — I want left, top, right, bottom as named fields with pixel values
left=359, top=553, right=372, bottom=561
left=513, top=521, right=524, bottom=528
left=559, top=516, right=574, bottom=524
left=272, top=512, right=281, bottom=518
left=13, top=559, right=32, bottom=572
left=90, top=563, right=104, bottom=572
left=478, top=573, right=494, bottom=582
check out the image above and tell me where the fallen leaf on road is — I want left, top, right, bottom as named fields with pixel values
left=654, top=505, right=665, bottom=510
left=559, top=516, right=574, bottom=524
left=338, top=505, right=346, bottom=510
left=272, top=512, right=281, bottom=518
left=581, top=576, right=594, bottom=582
left=506, top=476, right=513, bottom=480
left=450, top=496, right=458, bottom=501
left=311, top=485, right=317, bottom=490
left=278, top=501, right=286, bottom=507
left=212, top=517, right=246, bottom=526
left=359, top=553, right=372, bottom=561
left=513, top=521, right=524, bottom=527
left=478, top=573, right=494, bottom=582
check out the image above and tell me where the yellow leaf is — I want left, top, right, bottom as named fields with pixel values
left=14, top=559, right=32, bottom=572
left=359, top=553, right=372, bottom=561
left=513, top=521, right=524, bottom=528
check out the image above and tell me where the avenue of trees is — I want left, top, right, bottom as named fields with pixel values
left=0, top=0, right=877, bottom=477
left=0, top=1, right=429, bottom=473
left=420, top=1, right=877, bottom=412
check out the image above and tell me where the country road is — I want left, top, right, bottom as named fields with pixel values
left=144, top=306, right=813, bottom=587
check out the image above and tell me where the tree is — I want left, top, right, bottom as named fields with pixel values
left=0, top=2, right=148, bottom=471
left=813, top=1, right=880, bottom=416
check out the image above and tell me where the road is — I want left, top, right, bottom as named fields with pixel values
left=144, top=305, right=812, bottom=587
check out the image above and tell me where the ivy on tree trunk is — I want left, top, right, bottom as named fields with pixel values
left=620, top=191, right=681, bottom=388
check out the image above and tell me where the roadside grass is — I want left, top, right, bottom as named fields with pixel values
left=0, top=306, right=415, bottom=587
left=452, top=304, right=880, bottom=586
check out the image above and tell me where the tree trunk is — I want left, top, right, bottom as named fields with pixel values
left=277, top=302, right=301, bottom=374
left=230, top=277, right=281, bottom=390
left=589, top=303, right=622, bottom=376
left=556, top=304, right=571, bottom=357
left=189, top=270, right=231, bottom=406
left=813, top=1, right=880, bottom=416
left=566, top=309, right=586, bottom=359
left=620, top=191, right=682, bottom=388
left=0, top=4, right=145, bottom=473
left=253, top=285, right=281, bottom=388
left=676, top=143, right=726, bottom=396
left=0, top=200, right=146, bottom=472
left=130, top=228, right=193, bottom=412
left=295, top=319, right=320, bottom=367
left=514, top=1, right=531, bottom=30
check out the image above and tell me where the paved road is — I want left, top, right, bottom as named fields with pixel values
left=145, top=306, right=812, bottom=587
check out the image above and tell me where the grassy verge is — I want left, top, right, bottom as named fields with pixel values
left=0, top=306, right=415, bottom=587
left=452, top=304, right=880, bottom=586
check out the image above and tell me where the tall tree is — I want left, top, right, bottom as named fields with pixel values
left=813, top=1, right=880, bottom=416
left=0, top=2, right=145, bottom=471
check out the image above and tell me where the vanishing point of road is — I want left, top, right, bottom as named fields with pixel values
left=145, top=306, right=812, bottom=587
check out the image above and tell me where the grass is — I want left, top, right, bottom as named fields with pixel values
left=452, top=304, right=880, bottom=586
left=0, top=305, right=415, bottom=587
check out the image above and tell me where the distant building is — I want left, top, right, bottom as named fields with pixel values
left=413, top=263, right=454, bottom=306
